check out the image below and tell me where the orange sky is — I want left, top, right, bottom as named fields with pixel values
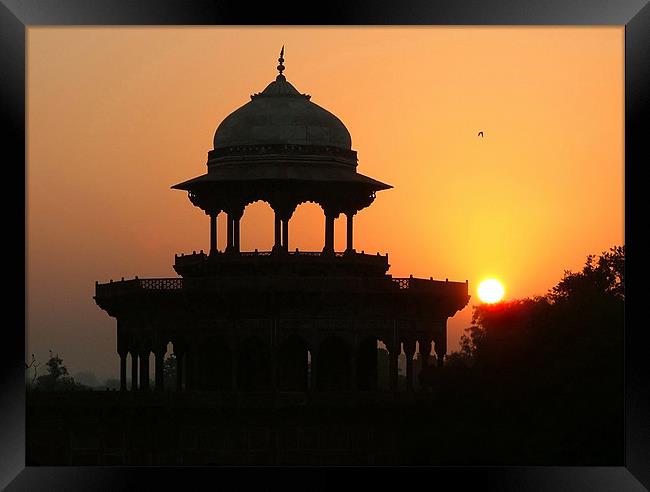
left=27, top=27, right=623, bottom=381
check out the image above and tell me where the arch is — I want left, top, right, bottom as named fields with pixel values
left=198, top=336, right=232, bottom=391
left=170, top=340, right=185, bottom=391
left=317, top=336, right=351, bottom=391
left=288, top=201, right=326, bottom=252
left=153, top=341, right=172, bottom=392
left=294, top=198, right=326, bottom=212
left=412, top=341, right=426, bottom=390
left=239, top=199, right=275, bottom=252
left=278, top=335, right=309, bottom=391
left=375, top=339, right=391, bottom=391
left=356, top=336, right=379, bottom=391
left=236, top=336, right=271, bottom=391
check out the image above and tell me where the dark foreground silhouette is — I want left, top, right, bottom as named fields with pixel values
left=26, top=246, right=623, bottom=465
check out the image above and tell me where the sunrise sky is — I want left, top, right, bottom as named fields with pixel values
left=27, top=27, right=623, bottom=382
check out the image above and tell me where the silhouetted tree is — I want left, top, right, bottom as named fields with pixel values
left=462, top=246, right=624, bottom=374
left=34, top=351, right=90, bottom=391
left=443, top=351, right=470, bottom=368
left=444, top=245, right=625, bottom=463
left=549, top=245, right=624, bottom=302
left=25, top=353, right=40, bottom=387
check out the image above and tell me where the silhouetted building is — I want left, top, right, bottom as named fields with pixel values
left=93, top=50, right=469, bottom=397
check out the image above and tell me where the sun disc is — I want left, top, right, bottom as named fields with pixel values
left=477, top=279, right=505, bottom=303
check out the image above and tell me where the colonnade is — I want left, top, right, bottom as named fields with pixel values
left=208, top=207, right=356, bottom=256
left=117, top=335, right=445, bottom=393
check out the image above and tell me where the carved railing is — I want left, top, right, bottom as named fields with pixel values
left=95, top=278, right=184, bottom=297
left=208, top=144, right=357, bottom=163
left=392, top=278, right=411, bottom=290
left=139, top=278, right=184, bottom=290
left=390, top=277, right=469, bottom=296
left=391, top=277, right=435, bottom=290
left=96, top=275, right=467, bottom=298
left=175, top=250, right=388, bottom=262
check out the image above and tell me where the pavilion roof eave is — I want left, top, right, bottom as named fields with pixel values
left=171, top=171, right=393, bottom=192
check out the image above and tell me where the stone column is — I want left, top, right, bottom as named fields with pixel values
left=233, top=215, right=241, bottom=253
left=174, top=344, right=185, bottom=392
left=323, top=212, right=335, bottom=254
left=436, top=352, right=445, bottom=367
left=309, top=348, right=317, bottom=392
left=350, top=350, right=357, bottom=392
left=418, top=338, right=432, bottom=370
left=273, top=213, right=282, bottom=252
left=389, top=321, right=400, bottom=393
left=139, top=350, right=150, bottom=391
left=119, top=351, right=128, bottom=392
left=154, top=346, right=165, bottom=392
left=209, top=213, right=218, bottom=255
left=116, top=321, right=129, bottom=392
left=434, top=330, right=447, bottom=367
left=176, top=353, right=184, bottom=392
left=271, top=346, right=278, bottom=394
left=130, top=351, right=139, bottom=391
left=403, top=339, right=416, bottom=392
left=183, top=350, right=191, bottom=390
left=273, top=203, right=295, bottom=253
left=191, top=343, right=200, bottom=390
left=231, top=348, right=238, bottom=393
left=226, top=213, right=234, bottom=253
left=388, top=343, right=399, bottom=393
left=346, top=212, right=354, bottom=253
left=282, top=218, right=289, bottom=252
left=222, top=206, right=243, bottom=254
left=271, top=320, right=278, bottom=393
left=183, top=343, right=199, bottom=390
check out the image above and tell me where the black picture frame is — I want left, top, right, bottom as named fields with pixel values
left=3, top=0, right=648, bottom=489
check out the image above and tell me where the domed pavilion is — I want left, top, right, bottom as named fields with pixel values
left=94, top=49, right=470, bottom=396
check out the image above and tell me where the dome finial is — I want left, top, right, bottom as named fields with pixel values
left=277, top=45, right=285, bottom=76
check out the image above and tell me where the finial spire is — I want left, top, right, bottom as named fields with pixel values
left=277, top=45, right=285, bottom=76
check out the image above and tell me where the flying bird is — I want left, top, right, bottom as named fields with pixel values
left=478, top=131, right=484, bottom=137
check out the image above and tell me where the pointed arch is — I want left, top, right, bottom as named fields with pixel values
left=356, top=336, right=379, bottom=391
left=288, top=201, right=325, bottom=252
left=236, top=336, right=271, bottom=391
left=198, top=335, right=232, bottom=391
left=238, top=199, right=275, bottom=252
left=277, top=334, right=310, bottom=391
left=317, top=335, right=351, bottom=391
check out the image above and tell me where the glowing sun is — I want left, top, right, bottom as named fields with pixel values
left=477, top=279, right=505, bottom=303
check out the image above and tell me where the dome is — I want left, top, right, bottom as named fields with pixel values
left=174, top=51, right=392, bottom=196
left=213, top=74, right=352, bottom=150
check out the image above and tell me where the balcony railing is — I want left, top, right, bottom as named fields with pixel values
left=95, top=274, right=468, bottom=298
left=173, top=250, right=390, bottom=271
left=175, top=250, right=385, bottom=259
left=139, top=278, right=184, bottom=290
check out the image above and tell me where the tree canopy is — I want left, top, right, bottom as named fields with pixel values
left=460, top=245, right=624, bottom=371
left=420, top=245, right=624, bottom=464
left=31, top=351, right=91, bottom=391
